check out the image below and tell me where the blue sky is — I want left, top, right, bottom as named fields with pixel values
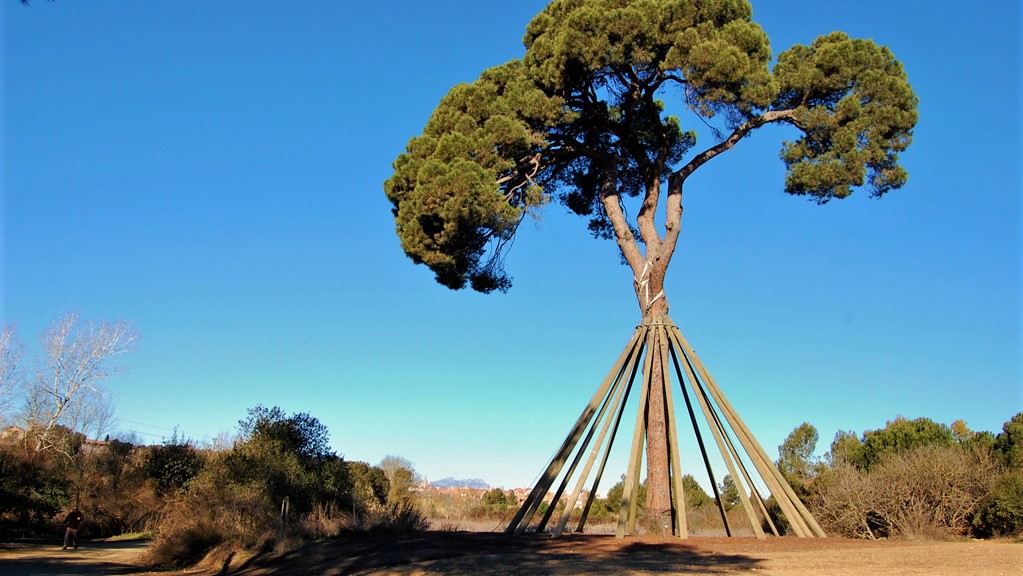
left=2, top=1, right=1019, bottom=490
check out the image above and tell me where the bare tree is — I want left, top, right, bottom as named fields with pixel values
left=379, top=455, right=422, bottom=507
left=64, top=386, right=117, bottom=440
left=378, top=455, right=416, bottom=482
left=22, top=312, right=139, bottom=453
left=0, top=324, right=25, bottom=423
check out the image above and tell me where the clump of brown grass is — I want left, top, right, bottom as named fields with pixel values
left=342, top=502, right=431, bottom=537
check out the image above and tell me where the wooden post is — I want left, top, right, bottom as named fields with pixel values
left=508, top=328, right=645, bottom=535
left=617, top=326, right=656, bottom=537
left=655, top=322, right=688, bottom=538
left=672, top=327, right=825, bottom=537
left=682, top=347, right=765, bottom=538
left=665, top=335, right=732, bottom=536
left=553, top=344, right=636, bottom=536
left=538, top=355, right=631, bottom=533
left=575, top=355, right=641, bottom=533
left=510, top=315, right=826, bottom=539
left=280, top=496, right=290, bottom=541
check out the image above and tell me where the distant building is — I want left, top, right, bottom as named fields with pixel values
left=1, top=425, right=26, bottom=443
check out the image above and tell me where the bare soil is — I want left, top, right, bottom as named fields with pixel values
left=0, top=533, right=1019, bottom=576
left=0, top=539, right=149, bottom=575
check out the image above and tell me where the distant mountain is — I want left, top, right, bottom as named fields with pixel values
left=431, top=477, right=489, bottom=489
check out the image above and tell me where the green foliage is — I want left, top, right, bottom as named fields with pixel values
left=0, top=445, right=71, bottom=536
left=238, top=405, right=333, bottom=465
left=524, top=0, right=774, bottom=109
left=718, top=474, right=740, bottom=510
left=827, top=430, right=862, bottom=466
left=778, top=422, right=821, bottom=497
left=682, top=474, right=711, bottom=508
left=774, top=32, right=918, bottom=201
left=148, top=406, right=364, bottom=566
left=994, top=412, right=1023, bottom=470
left=856, top=416, right=955, bottom=471
left=965, top=430, right=997, bottom=452
left=379, top=455, right=420, bottom=509
left=144, top=440, right=202, bottom=494
left=223, top=406, right=350, bottom=515
left=480, top=487, right=513, bottom=511
left=604, top=475, right=647, bottom=514
left=348, top=461, right=389, bottom=512
left=384, top=61, right=562, bottom=292
left=973, top=470, right=1023, bottom=538
left=386, top=0, right=918, bottom=293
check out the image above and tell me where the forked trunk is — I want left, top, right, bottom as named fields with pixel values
left=603, top=165, right=683, bottom=530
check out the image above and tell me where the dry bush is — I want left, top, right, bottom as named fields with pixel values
left=295, top=502, right=348, bottom=540
left=146, top=516, right=224, bottom=568
left=146, top=477, right=276, bottom=567
left=812, top=445, right=996, bottom=539
left=82, top=442, right=163, bottom=536
left=344, top=502, right=431, bottom=536
left=870, top=444, right=994, bottom=538
left=811, top=463, right=880, bottom=539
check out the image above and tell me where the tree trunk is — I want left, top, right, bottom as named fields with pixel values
left=638, top=273, right=673, bottom=530
left=644, top=333, right=672, bottom=530
left=601, top=163, right=682, bottom=532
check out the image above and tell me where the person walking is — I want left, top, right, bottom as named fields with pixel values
left=62, top=506, right=83, bottom=550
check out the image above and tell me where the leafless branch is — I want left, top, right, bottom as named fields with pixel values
left=24, top=312, right=139, bottom=452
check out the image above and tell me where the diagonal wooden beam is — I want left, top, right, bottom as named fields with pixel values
left=672, top=327, right=826, bottom=537
left=665, top=332, right=732, bottom=536
left=507, top=327, right=646, bottom=534
left=617, top=324, right=656, bottom=537
left=649, top=322, right=686, bottom=538
left=575, top=350, right=643, bottom=533
left=677, top=338, right=766, bottom=538
left=552, top=341, right=637, bottom=536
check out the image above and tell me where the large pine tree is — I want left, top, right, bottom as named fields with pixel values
left=386, top=0, right=917, bottom=516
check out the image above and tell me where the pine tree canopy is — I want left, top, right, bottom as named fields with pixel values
left=385, top=0, right=918, bottom=293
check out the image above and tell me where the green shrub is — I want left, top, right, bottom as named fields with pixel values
left=143, top=440, right=202, bottom=494
left=973, top=471, right=1023, bottom=538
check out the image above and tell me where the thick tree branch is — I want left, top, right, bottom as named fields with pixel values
left=663, top=172, right=684, bottom=252
left=675, top=109, right=796, bottom=183
left=598, top=162, right=645, bottom=274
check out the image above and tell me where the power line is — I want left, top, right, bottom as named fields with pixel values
left=116, top=418, right=220, bottom=444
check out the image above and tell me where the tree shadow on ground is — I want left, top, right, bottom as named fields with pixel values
left=224, top=532, right=763, bottom=575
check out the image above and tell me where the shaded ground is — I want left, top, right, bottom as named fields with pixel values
left=0, top=533, right=1019, bottom=576
left=224, top=533, right=1021, bottom=576
left=0, top=539, right=149, bottom=576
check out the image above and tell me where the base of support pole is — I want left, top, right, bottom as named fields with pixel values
left=506, top=316, right=826, bottom=539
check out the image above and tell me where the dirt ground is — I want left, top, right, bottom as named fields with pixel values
left=0, top=539, right=149, bottom=575
left=0, top=533, right=1019, bottom=576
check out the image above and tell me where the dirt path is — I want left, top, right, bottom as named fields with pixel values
left=0, top=540, right=151, bottom=576
left=0, top=534, right=1019, bottom=576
